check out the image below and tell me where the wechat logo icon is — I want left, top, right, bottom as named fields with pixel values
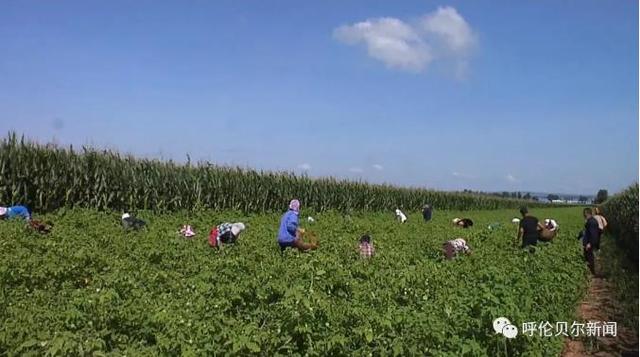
left=493, top=317, right=518, bottom=339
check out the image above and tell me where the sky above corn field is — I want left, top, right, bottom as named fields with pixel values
left=0, top=0, right=637, bottom=195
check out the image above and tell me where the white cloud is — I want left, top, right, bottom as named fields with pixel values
left=298, top=163, right=311, bottom=171
left=349, top=167, right=364, bottom=173
left=506, top=174, right=518, bottom=183
left=452, top=171, right=461, bottom=177
left=372, top=164, right=384, bottom=171
left=421, top=6, right=476, bottom=54
left=334, top=6, right=476, bottom=74
left=334, top=17, right=431, bottom=72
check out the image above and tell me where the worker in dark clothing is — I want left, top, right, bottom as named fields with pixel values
left=422, top=204, right=433, bottom=222
left=517, top=207, right=544, bottom=249
left=579, top=208, right=600, bottom=275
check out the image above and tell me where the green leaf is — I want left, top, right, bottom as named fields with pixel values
left=246, top=341, right=261, bottom=353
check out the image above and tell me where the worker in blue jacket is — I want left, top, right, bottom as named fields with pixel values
left=277, top=199, right=317, bottom=252
left=0, top=205, right=31, bottom=220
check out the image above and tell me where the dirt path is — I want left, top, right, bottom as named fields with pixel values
left=562, top=257, right=639, bottom=357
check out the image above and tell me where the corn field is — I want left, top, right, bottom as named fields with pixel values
left=0, top=133, right=547, bottom=213
left=602, top=183, right=639, bottom=263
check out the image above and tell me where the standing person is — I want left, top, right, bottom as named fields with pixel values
left=0, top=205, right=31, bottom=220
left=517, top=207, right=544, bottom=248
left=422, top=204, right=433, bottom=222
left=277, top=199, right=317, bottom=252
left=358, top=234, right=375, bottom=258
left=580, top=208, right=600, bottom=275
left=592, top=207, right=608, bottom=250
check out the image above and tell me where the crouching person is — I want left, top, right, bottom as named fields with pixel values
left=277, top=199, right=318, bottom=252
left=443, top=238, right=471, bottom=260
left=539, top=218, right=558, bottom=242
left=209, top=222, right=245, bottom=248
left=453, top=218, right=474, bottom=228
left=121, top=213, right=146, bottom=230
left=0, top=205, right=31, bottom=221
left=358, top=234, right=375, bottom=258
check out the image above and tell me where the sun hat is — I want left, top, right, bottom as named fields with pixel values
left=122, top=213, right=131, bottom=220
left=512, top=218, right=520, bottom=223
left=453, top=218, right=461, bottom=224
left=231, top=223, right=246, bottom=236
left=0, top=207, right=6, bottom=216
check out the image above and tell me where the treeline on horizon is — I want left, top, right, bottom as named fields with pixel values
left=1, top=132, right=553, bottom=214
left=460, top=189, right=593, bottom=203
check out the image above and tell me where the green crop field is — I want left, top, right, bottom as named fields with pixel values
left=0, top=206, right=589, bottom=356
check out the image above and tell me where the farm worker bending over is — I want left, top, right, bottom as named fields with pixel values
left=453, top=218, right=473, bottom=228
left=0, top=205, right=31, bottom=220
left=358, top=234, right=375, bottom=258
left=517, top=207, right=543, bottom=248
left=578, top=208, right=600, bottom=275
left=443, top=238, right=471, bottom=260
left=277, top=199, right=318, bottom=252
left=539, top=218, right=558, bottom=242
left=209, top=223, right=246, bottom=248
left=395, top=209, right=407, bottom=223
left=422, top=204, right=433, bottom=222
left=121, top=213, right=146, bottom=230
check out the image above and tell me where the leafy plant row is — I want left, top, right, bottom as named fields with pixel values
left=0, top=207, right=588, bottom=355
left=602, top=183, right=639, bottom=263
left=0, top=133, right=546, bottom=213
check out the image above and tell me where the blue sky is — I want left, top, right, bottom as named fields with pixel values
left=0, top=0, right=637, bottom=195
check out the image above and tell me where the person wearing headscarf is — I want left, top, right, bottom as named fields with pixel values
left=539, top=218, right=559, bottom=242
left=121, top=213, right=146, bottom=230
left=443, top=238, right=471, bottom=260
left=277, top=199, right=317, bottom=252
left=209, top=222, right=246, bottom=248
left=395, top=209, right=407, bottom=223
left=452, top=217, right=474, bottom=228
left=0, top=205, right=31, bottom=221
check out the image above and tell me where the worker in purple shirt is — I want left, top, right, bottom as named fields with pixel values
left=277, top=199, right=317, bottom=252
left=579, top=208, right=600, bottom=275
